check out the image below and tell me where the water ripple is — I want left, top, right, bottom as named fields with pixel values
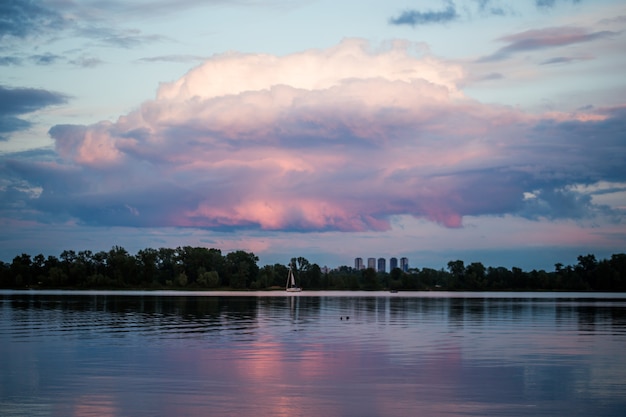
left=1, top=292, right=626, bottom=417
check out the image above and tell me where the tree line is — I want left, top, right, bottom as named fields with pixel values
left=1, top=246, right=625, bottom=291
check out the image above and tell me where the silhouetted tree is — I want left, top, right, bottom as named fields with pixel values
left=447, top=260, right=465, bottom=289
left=361, top=267, right=379, bottom=290
left=2, top=248, right=626, bottom=292
left=225, top=250, right=259, bottom=289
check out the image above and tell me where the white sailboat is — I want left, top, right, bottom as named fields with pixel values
left=286, top=268, right=302, bottom=292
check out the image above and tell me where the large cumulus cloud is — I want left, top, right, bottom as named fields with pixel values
left=6, top=39, right=625, bottom=232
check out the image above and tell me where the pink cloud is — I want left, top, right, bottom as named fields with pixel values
left=38, top=39, right=625, bottom=232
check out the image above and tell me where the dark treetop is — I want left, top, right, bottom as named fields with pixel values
left=1, top=246, right=625, bottom=291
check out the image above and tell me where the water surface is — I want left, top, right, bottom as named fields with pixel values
left=1, top=291, right=625, bottom=416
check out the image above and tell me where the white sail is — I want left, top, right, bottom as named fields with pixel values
left=286, top=267, right=302, bottom=292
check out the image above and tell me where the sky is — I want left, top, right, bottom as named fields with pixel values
left=1, top=0, right=625, bottom=271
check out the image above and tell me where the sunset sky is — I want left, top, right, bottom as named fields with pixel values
left=1, top=0, right=625, bottom=271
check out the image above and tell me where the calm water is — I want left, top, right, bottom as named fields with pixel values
left=1, top=291, right=625, bottom=417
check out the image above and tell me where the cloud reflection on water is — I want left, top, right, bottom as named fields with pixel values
left=1, top=292, right=625, bottom=416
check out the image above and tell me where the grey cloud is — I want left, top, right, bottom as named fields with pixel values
left=2, top=147, right=58, bottom=161
left=599, top=16, right=626, bottom=25
left=99, top=32, right=166, bottom=49
left=2, top=152, right=199, bottom=228
left=466, top=72, right=505, bottom=83
left=536, top=0, right=581, bottom=8
left=523, top=108, right=626, bottom=185
left=539, top=56, right=588, bottom=65
left=0, top=86, right=68, bottom=116
left=0, top=116, right=31, bottom=137
left=482, top=72, right=504, bottom=80
left=474, top=0, right=508, bottom=16
left=1, top=157, right=87, bottom=223
left=518, top=188, right=597, bottom=220
left=0, top=85, right=69, bottom=140
left=30, top=53, right=63, bottom=65
left=511, top=110, right=626, bottom=221
left=73, top=0, right=237, bottom=18
left=1, top=0, right=167, bottom=56
left=538, top=107, right=626, bottom=182
left=138, top=55, right=208, bottom=63
left=541, top=56, right=573, bottom=65
left=75, top=25, right=166, bottom=48
left=536, top=0, right=556, bottom=6
left=69, top=56, right=105, bottom=68
left=390, top=1, right=586, bottom=27
left=0, top=0, right=67, bottom=39
left=0, top=56, right=22, bottom=66
left=389, top=2, right=458, bottom=27
left=479, top=26, right=616, bottom=62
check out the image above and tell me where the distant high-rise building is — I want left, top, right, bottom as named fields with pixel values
left=400, top=257, right=409, bottom=272
left=367, top=257, right=376, bottom=269
left=389, top=257, right=398, bottom=271
left=377, top=258, right=386, bottom=273
left=354, top=257, right=364, bottom=270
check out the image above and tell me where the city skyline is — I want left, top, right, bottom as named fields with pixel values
left=355, top=257, right=409, bottom=273
left=1, top=1, right=625, bottom=271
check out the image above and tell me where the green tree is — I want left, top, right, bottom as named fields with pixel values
left=200, top=270, right=220, bottom=288
left=156, top=247, right=178, bottom=285
left=271, top=263, right=289, bottom=287
left=389, top=267, right=403, bottom=290
left=47, top=267, right=68, bottom=287
left=137, top=248, right=159, bottom=285
left=361, top=267, right=378, bottom=290
left=290, top=257, right=311, bottom=287
left=609, top=253, right=626, bottom=291
left=225, top=250, right=259, bottom=289
left=59, top=250, right=78, bottom=286
left=447, top=260, right=465, bottom=289
left=577, top=254, right=597, bottom=289
left=176, top=271, right=188, bottom=287
left=176, top=246, right=223, bottom=285
left=465, top=262, right=486, bottom=289
left=10, top=254, right=33, bottom=287
left=511, top=267, right=525, bottom=289
left=107, top=246, right=137, bottom=286
left=0, top=261, right=9, bottom=288
left=307, top=263, right=322, bottom=289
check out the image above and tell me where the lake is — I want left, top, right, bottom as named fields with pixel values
left=1, top=291, right=625, bottom=417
